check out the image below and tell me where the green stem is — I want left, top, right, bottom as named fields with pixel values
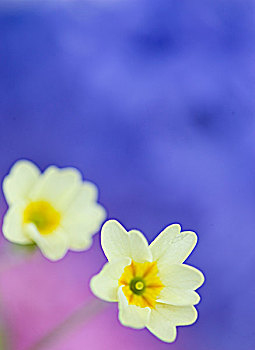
left=27, top=298, right=107, bottom=350
left=0, top=243, right=37, bottom=274
left=0, top=300, right=11, bottom=350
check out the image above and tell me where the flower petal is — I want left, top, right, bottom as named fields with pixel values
left=101, top=220, right=152, bottom=262
left=101, top=220, right=129, bottom=261
left=157, top=287, right=200, bottom=306
left=147, top=309, right=177, bottom=343
left=150, top=224, right=180, bottom=258
left=63, top=204, right=106, bottom=251
left=128, top=229, right=152, bottom=262
left=29, top=166, right=82, bottom=211
left=152, top=302, right=198, bottom=326
left=2, top=204, right=33, bottom=244
left=147, top=303, right=198, bottom=342
left=118, top=287, right=151, bottom=329
left=159, top=264, right=205, bottom=290
left=25, top=224, right=68, bottom=261
left=90, top=258, right=131, bottom=302
left=150, top=224, right=197, bottom=265
left=3, top=160, right=40, bottom=205
left=65, top=181, right=101, bottom=215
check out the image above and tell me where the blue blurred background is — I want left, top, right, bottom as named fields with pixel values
left=0, top=0, right=255, bottom=349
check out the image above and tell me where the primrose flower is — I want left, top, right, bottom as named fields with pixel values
left=2, top=160, right=106, bottom=261
left=90, top=220, right=204, bottom=343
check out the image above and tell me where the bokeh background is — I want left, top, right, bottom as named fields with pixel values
left=0, top=0, right=255, bottom=349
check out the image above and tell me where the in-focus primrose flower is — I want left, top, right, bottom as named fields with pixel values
left=2, top=160, right=106, bottom=261
left=90, top=220, right=204, bottom=343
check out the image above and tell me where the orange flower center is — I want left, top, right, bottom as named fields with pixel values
left=119, top=260, right=164, bottom=309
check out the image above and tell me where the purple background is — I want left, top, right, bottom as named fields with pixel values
left=0, top=0, right=255, bottom=349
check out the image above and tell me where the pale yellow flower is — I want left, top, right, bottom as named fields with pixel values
left=90, top=220, right=204, bottom=342
left=2, top=160, right=106, bottom=261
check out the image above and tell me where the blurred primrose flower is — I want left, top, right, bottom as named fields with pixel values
left=90, top=220, right=204, bottom=343
left=2, top=160, right=106, bottom=261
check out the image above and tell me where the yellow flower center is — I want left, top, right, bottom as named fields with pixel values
left=119, top=260, right=164, bottom=309
left=23, top=201, right=61, bottom=235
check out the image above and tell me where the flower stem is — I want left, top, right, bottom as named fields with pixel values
left=27, top=298, right=107, bottom=350
left=0, top=243, right=37, bottom=274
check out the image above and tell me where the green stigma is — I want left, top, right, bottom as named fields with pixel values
left=130, top=277, right=146, bottom=295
